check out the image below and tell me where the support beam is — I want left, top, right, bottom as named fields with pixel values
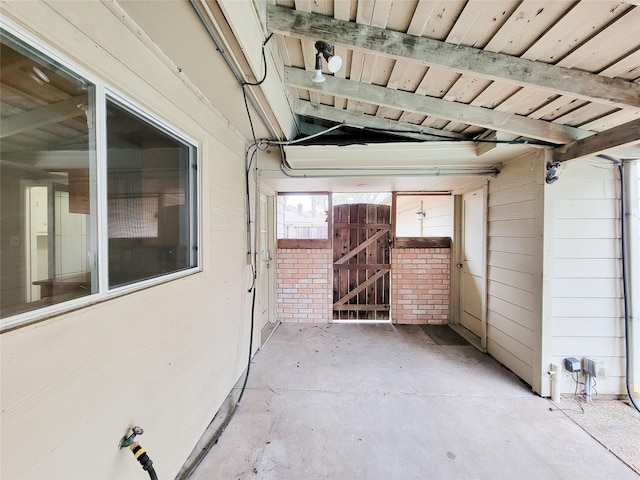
left=292, top=98, right=466, bottom=141
left=554, top=118, right=640, bottom=162
left=268, top=4, right=640, bottom=111
left=0, top=96, right=86, bottom=139
left=285, top=66, right=589, bottom=144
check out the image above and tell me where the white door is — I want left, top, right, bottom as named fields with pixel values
left=460, top=188, right=487, bottom=347
left=258, top=192, right=276, bottom=345
left=25, top=185, right=50, bottom=301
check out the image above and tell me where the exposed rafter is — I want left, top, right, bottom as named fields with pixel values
left=292, top=99, right=467, bottom=142
left=0, top=95, right=86, bottom=139
left=554, top=118, right=640, bottom=162
left=267, top=4, right=640, bottom=112
left=285, top=67, right=590, bottom=144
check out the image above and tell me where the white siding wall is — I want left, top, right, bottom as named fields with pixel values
left=486, top=151, right=545, bottom=393
left=0, top=2, right=258, bottom=479
left=396, top=195, right=454, bottom=237
left=545, top=159, right=626, bottom=394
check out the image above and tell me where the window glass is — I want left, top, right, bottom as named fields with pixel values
left=106, top=99, right=197, bottom=288
left=277, top=193, right=328, bottom=240
left=0, top=29, right=199, bottom=325
left=0, top=30, right=96, bottom=318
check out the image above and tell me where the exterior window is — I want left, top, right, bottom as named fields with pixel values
left=0, top=29, right=198, bottom=326
left=106, top=99, right=197, bottom=288
left=0, top=30, right=97, bottom=318
left=277, top=193, right=329, bottom=239
left=277, top=193, right=331, bottom=248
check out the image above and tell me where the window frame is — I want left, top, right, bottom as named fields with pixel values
left=0, top=22, right=201, bottom=331
left=276, top=192, right=332, bottom=249
left=392, top=192, right=452, bottom=248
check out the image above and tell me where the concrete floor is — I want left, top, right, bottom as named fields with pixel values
left=185, top=324, right=639, bottom=480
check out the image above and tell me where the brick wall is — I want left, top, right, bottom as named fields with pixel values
left=276, top=247, right=450, bottom=324
left=276, top=248, right=332, bottom=323
left=391, top=247, right=450, bottom=324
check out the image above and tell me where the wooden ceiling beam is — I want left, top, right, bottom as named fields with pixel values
left=292, top=98, right=467, bottom=142
left=285, top=66, right=590, bottom=144
left=267, top=4, right=640, bottom=111
left=0, top=95, right=86, bottom=139
left=553, top=118, right=640, bottom=162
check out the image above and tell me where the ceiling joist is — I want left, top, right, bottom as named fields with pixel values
left=292, top=98, right=466, bottom=142
left=554, top=118, right=640, bottom=162
left=268, top=4, right=640, bottom=112
left=0, top=95, right=86, bottom=139
left=285, top=66, right=590, bottom=144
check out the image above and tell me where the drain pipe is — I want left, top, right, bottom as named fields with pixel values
left=621, top=159, right=640, bottom=412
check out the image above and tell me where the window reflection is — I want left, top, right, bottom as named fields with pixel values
left=106, top=100, right=196, bottom=287
left=0, top=30, right=96, bottom=318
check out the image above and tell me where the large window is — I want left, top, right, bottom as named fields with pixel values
left=106, top=99, right=197, bottom=288
left=0, top=29, right=198, bottom=327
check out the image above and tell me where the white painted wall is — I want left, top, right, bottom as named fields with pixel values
left=544, top=158, right=628, bottom=395
left=396, top=195, right=454, bottom=237
left=486, top=151, right=545, bottom=394
left=0, top=2, right=259, bottom=479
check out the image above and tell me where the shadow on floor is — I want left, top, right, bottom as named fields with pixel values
left=182, top=324, right=639, bottom=480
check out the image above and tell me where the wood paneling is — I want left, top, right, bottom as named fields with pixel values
left=271, top=0, right=639, bottom=160
left=333, top=203, right=390, bottom=320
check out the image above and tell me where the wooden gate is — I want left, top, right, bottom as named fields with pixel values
left=333, top=203, right=391, bottom=320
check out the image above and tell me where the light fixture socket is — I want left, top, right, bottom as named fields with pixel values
left=311, top=52, right=325, bottom=83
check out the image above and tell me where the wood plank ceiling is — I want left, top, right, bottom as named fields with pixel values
left=266, top=0, right=640, bottom=161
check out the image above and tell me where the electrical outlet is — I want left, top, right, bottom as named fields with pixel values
left=564, top=357, right=581, bottom=373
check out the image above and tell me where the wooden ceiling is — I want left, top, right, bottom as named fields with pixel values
left=266, top=0, right=640, bottom=161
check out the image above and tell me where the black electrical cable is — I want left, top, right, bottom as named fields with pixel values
left=243, top=88, right=258, bottom=148
left=597, top=155, right=640, bottom=414
left=179, top=95, right=263, bottom=480
left=178, top=279, right=257, bottom=480
left=188, top=0, right=279, bottom=139
left=242, top=33, right=273, bottom=88
left=181, top=84, right=262, bottom=479
left=244, top=143, right=258, bottom=255
left=617, top=161, right=640, bottom=414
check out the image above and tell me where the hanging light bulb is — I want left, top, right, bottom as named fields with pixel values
left=311, top=52, right=325, bottom=83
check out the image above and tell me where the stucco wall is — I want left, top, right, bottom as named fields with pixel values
left=0, top=2, right=257, bottom=478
